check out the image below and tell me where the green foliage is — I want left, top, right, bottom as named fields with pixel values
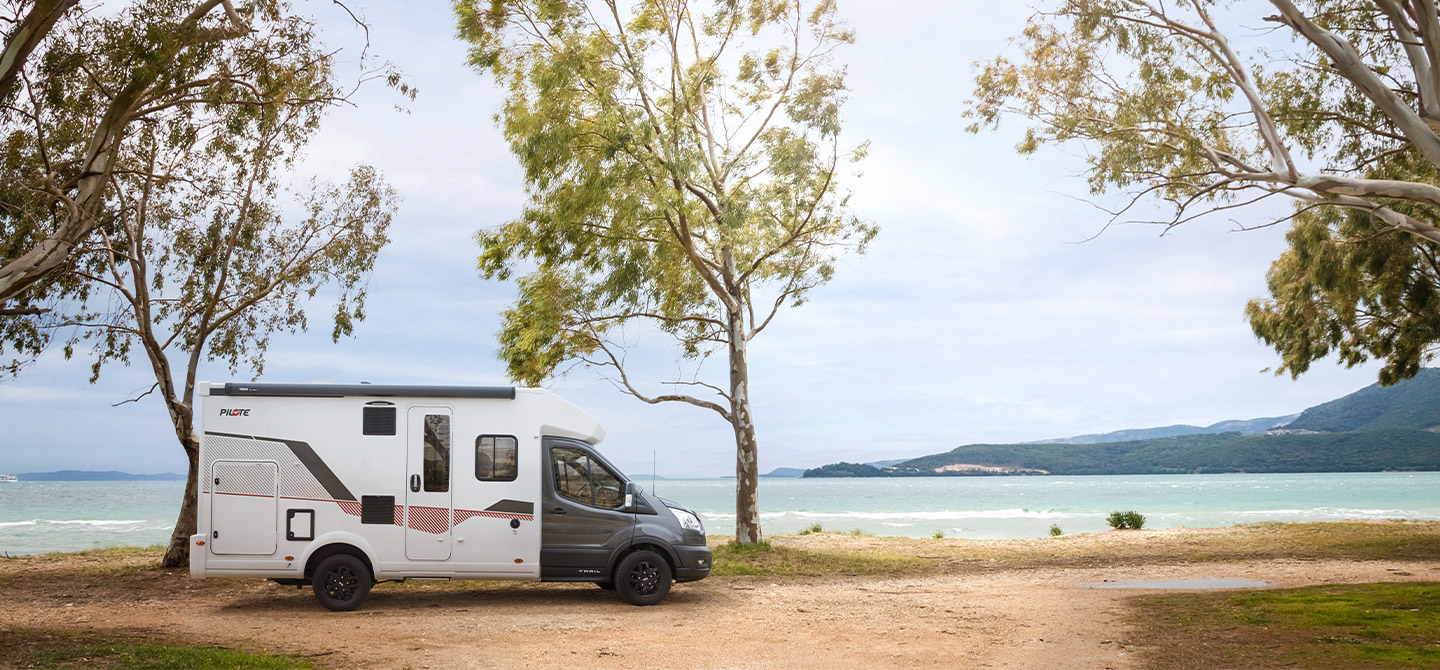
left=932, top=530, right=945, bottom=539
left=0, top=0, right=409, bottom=375
left=1107, top=510, right=1145, bottom=530
left=798, top=522, right=823, bottom=535
left=803, top=462, right=885, bottom=477
left=1248, top=197, right=1440, bottom=385
left=1132, top=583, right=1440, bottom=669
left=1049, top=524, right=1063, bottom=537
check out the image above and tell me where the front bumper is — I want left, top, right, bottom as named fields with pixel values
left=674, top=545, right=712, bottom=582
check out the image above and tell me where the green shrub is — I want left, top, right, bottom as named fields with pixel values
left=798, top=523, right=823, bottom=535
left=1049, top=524, right=1063, bottom=536
left=1107, top=510, right=1146, bottom=530
left=932, top=530, right=945, bottom=539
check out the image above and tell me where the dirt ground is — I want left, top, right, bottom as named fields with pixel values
left=2, top=532, right=1437, bottom=669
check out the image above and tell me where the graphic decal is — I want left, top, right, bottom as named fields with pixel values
left=484, top=499, right=535, bottom=515
left=203, top=432, right=531, bottom=535
left=205, top=431, right=355, bottom=501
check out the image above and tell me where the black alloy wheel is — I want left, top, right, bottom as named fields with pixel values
left=312, top=553, right=373, bottom=611
left=614, top=549, right=672, bottom=606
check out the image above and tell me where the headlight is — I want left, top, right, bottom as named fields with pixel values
left=669, top=506, right=703, bottom=533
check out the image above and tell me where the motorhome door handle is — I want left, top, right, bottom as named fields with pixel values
left=409, top=474, right=420, bottom=492
left=550, top=507, right=566, bottom=516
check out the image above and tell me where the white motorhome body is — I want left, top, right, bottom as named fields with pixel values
left=190, top=382, right=710, bottom=609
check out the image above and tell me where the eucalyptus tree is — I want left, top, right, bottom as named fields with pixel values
left=70, top=110, right=396, bottom=568
left=15, top=0, right=404, bottom=567
left=968, top=1, right=1440, bottom=383
left=455, top=0, right=873, bottom=544
left=0, top=0, right=405, bottom=374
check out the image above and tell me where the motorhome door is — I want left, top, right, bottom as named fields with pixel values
left=406, top=407, right=454, bottom=560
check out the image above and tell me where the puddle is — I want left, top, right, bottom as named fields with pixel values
left=1080, top=578, right=1271, bottom=590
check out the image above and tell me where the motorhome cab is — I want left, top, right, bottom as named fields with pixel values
left=189, top=382, right=711, bottom=610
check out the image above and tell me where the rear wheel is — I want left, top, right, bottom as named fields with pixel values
left=614, top=549, right=671, bottom=606
left=312, top=553, right=372, bottom=611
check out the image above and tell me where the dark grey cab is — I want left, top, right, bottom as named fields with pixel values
left=539, top=437, right=711, bottom=604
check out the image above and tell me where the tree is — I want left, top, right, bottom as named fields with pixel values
left=967, top=0, right=1440, bottom=383
left=0, top=0, right=406, bottom=373
left=455, top=0, right=873, bottom=544
left=69, top=105, right=395, bottom=569
left=25, top=0, right=402, bottom=567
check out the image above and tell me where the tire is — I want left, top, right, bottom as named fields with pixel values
left=614, top=550, right=671, bottom=606
left=312, top=553, right=372, bottom=611
left=595, top=580, right=616, bottom=590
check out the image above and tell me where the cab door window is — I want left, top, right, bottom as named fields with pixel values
left=551, top=446, right=625, bottom=509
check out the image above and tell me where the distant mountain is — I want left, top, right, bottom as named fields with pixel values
left=869, top=429, right=1440, bottom=476
left=17, top=470, right=186, bottom=481
left=1029, top=414, right=1297, bottom=445
left=805, top=369, right=1440, bottom=477
left=1284, top=368, right=1440, bottom=433
left=761, top=467, right=806, bottom=478
left=865, top=458, right=911, bottom=468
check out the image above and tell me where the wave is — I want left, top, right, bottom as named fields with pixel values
left=0, top=519, right=148, bottom=528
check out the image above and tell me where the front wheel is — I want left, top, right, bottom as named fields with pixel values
left=312, top=553, right=372, bottom=611
left=614, top=550, right=671, bottom=606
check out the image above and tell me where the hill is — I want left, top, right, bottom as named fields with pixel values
left=17, top=470, right=186, bottom=481
left=1284, top=368, right=1440, bottom=432
left=1027, top=414, right=1297, bottom=445
left=761, top=467, right=806, bottom=478
left=866, top=429, right=1440, bottom=476
left=806, top=369, right=1440, bottom=477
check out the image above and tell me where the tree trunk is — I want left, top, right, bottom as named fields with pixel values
left=161, top=437, right=199, bottom=567
left=727, top=306, right=762, bottom=544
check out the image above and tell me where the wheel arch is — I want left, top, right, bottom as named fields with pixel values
left=301, top=533, right=379, bottom=580
left=607, top=537, right=678, bottom=577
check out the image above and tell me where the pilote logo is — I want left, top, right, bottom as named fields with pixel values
left=219, top=408, right=252, bottom=417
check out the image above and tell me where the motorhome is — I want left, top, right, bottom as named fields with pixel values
left=189, top=382, right=711, bottom=610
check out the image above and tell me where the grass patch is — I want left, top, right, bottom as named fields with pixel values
left=709, top=539, right=927, bottom=577
left=0, top=628, right=313, bottom=669
left=1129, top=582, right=1440, bottom=669
left=0, top=546, right=166, bottom=586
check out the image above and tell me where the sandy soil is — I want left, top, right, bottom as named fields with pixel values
left=2, top=535, right=1437, bottom=669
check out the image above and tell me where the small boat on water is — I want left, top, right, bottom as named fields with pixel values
left=1, top=474, right=17, bottom=483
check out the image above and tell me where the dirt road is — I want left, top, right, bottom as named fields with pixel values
left=4, top=548, right=1435, bottom=669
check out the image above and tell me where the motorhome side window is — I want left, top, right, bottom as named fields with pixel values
left=551, top=446, right=624, bottom=509
left=475, top=435, right=518, bottom=482
left=422, top=414, right=450, bottom=493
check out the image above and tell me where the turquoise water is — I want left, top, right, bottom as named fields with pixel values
left=1, top=481, right=183, bottom=555
left=3, top=472, right=1438, bottom=554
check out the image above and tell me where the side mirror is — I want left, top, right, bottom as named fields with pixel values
left=624, top=481, right=639, bottom=511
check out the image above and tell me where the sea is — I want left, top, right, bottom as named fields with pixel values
left=2, top=472, right=1439, bottom=555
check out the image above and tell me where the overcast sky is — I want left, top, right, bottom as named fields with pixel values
left=0, top=1, right=1387, bottom=478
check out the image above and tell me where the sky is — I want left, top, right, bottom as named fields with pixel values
left=0, top=1, right=1388, bottom=478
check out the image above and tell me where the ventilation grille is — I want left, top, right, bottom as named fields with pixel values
left=361, top=495, right=395, bottom=524
left=362, top=407, right=396, bottom=435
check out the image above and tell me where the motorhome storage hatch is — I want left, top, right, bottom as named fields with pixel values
left=190, top=381, right=711, bottom=610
